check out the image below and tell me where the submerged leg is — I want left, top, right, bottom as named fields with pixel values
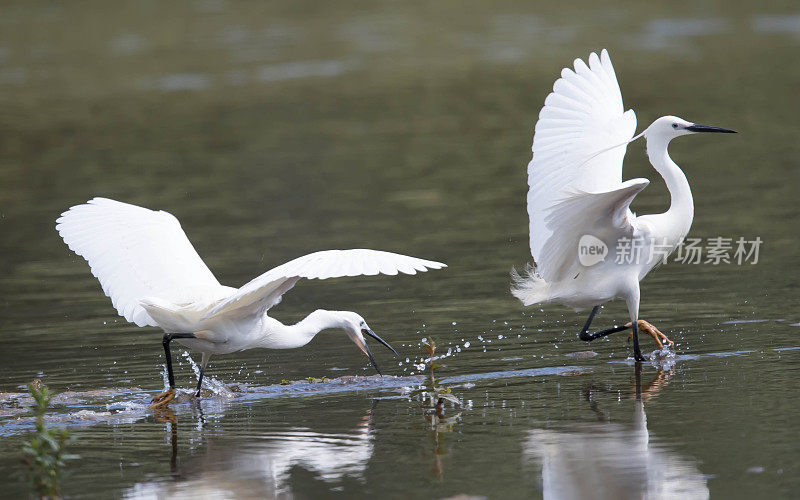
left=630, top=319, right=647, bottom=362
left=195, top=352, right=211, bottom=398
left=150, top=332, right=196, bottom=409
left=626, top=290, right=648, bottom=363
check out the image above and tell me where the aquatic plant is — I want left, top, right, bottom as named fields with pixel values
left=20, top=380, right=78, bottom=500
left=409, top=338, right=462, bottom=479
left=411, top=338, right=460, bottom=418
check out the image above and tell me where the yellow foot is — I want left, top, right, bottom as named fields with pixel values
left=626, top=320, right=674, bottom=349
left=149, top=388, right=177, bottom=409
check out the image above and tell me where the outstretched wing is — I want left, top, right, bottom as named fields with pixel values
left=539, top=179, right=649, bottom=281
left=56, top=198, right=230, bottom=327
left=201, top=249, right=446, bottom=320
left=527, top=49, right=638, bottom=282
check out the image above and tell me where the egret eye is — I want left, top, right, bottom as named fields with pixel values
left=672, top=123, right=679, bottom=129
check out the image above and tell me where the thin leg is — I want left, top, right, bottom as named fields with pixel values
left=631, top=320, right=647, bottom=362
left=150, top=333, right=196, bottom=409
left=578, top=306, right=631, bottom=342
left=577, top=302, right=663, bottom=362
left=195, top=352, right=211, bottom=398
left=626, top=286, right=648, bottom=363
left=162, top=333, right=196, bottom=387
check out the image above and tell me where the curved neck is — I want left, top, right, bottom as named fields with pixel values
left=259, top=309, right=346, bottom=349
left=646, top=135, right=694, bottom=242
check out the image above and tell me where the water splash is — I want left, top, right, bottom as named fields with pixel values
left=180, top=351, right=235, bottom=398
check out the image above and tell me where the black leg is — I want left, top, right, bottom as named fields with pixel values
left=194, top=353, right=212, bottom=398
left=631, top=321, right=648, bottom=362
left=578, top=306, right=631, bottom=342
left=578, top=308, right=649, bottom=362
left=195, top=365, right=205, bottom=397
left=161, top=333, right=196, bottom=388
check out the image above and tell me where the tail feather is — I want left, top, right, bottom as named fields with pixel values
left=139, top=297, right=204, bottom=333
left=510, top=264, right=553, bottom=306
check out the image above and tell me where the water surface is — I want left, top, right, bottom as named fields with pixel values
left=1, top=0, right=798, bottom=498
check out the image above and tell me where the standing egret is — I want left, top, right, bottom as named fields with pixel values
left=56, top=198, right=446, bottom=407
left=512, top=49, right=735, bottom=361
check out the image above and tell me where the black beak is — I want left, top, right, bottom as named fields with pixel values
left=362, top=341, right=382, bottom=375
left=685, top=124, right=737, bottom=134
left=363, top=328, right=398, bottom=356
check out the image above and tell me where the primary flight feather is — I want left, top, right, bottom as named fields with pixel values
left=57, top=197, right=446, bottom=407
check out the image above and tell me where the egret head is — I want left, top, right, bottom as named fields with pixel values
left=645, top=115, right=736, bottom=140
left=335, top=311, right=398, bottom=375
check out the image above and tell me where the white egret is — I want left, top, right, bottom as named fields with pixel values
left=56, top=198, right=445, bottom=407
left=512, top=49, right=735, bottom=361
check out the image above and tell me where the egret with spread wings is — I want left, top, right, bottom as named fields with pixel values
left=57, top=198, right=445, bottom=407
left=512, top=49, right=734, bottom=361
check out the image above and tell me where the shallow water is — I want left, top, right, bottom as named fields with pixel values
left=1, top=0, right=799, bottom=498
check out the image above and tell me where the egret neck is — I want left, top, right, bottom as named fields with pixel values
left=645, top=133, right=694, bottom=246
left=258, top=309, right=348, bottom=349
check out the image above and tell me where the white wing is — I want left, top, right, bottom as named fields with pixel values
left=527, top=49, right=638, bottom=282
left=56, top=198, right=230, bottom=327
left=202, top=249, right=446, bottom=320
left=539, top=179, right=649, bottom=280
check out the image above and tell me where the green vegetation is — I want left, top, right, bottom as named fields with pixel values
left=20, top=380, right=78, bottom=500
left=412, top=338, right=461, bottom=416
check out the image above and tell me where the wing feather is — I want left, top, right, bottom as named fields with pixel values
left=527, top=49, right=639, bottom=282
left=539, top=179, right=649, bottom=281
left=202, top=249, right=445, bottom=320
left=56, top=198, right=229, bottom=327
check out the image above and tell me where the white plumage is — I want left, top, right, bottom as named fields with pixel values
left=57, top=198, right=444, bottom=329
left=203, top=248, right=440, bottom=320
left=528, top=49, right=638, bottom=283
left=513, top=49, right=735, bottom=360
left=57, top=197, right=446, bottom=404
left=57, top=198, right=232, bottom=327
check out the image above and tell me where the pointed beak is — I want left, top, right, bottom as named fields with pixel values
left=355, top=328, right=397, bottom=376
left=361, top=341, right=382, bottom=375
left=362, top=328, right=398, bottom=356
left=685, top=124, right=737, bottom=134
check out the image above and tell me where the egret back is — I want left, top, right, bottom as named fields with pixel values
left=527, top=49, right=637, bottom=282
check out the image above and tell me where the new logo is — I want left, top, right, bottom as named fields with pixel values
left=578, top=235, right=608, bottom=267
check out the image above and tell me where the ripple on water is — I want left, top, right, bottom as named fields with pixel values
left=0, top=365, right=590, bottom=435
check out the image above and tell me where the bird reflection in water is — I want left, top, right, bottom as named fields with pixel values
left=127, top=404, right=377, bottom=499
left=152, top=407, right=179, bottom=473
left=524, top=365, right=709, bottom=499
